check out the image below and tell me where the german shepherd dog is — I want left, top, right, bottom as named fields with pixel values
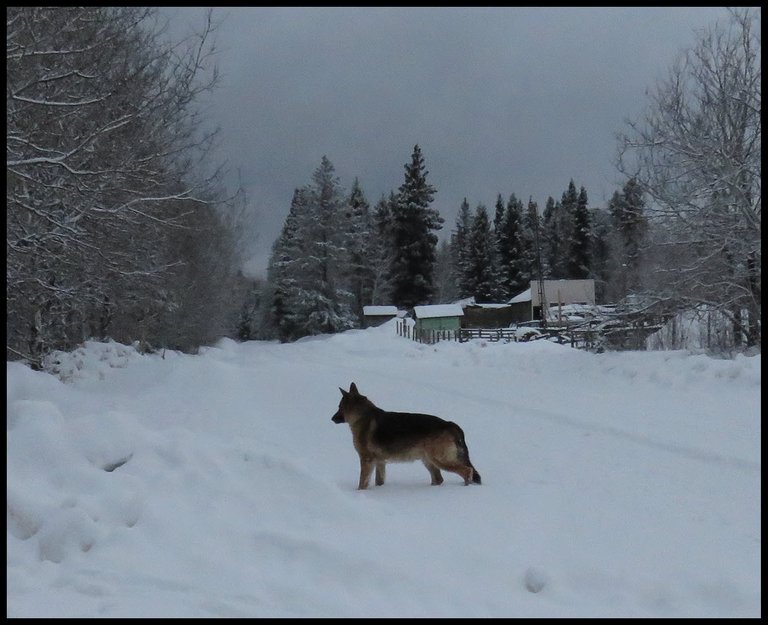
left=332, top=383, right=482, bottom=489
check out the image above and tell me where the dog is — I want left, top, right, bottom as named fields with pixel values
left=331, top=382, right=481, bottom=489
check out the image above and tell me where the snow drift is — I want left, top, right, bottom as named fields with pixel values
left=6, top=322, right=761, bottom=617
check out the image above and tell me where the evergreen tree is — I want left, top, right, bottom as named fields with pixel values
left=491, top=194, right=507, bottom=300
left=492, top=193, right=506, bottom=246
left=369, top=193, right=397, bottom=304
left=607, top=177, right=648, bottom=299
left=465, top=204, right=496, bottom=303
left=616, top=177, right=647, bottom=290
left=588, top=207, right=613, bottom=303
left=451, top=198, right=473, bottom=299
left=265, top=157, right=356, bottom=341
left=519, top=197, right=540, bottom=295
left=345, top=178, right=375, bottom=322
left=542, top=196, right=563, bottom=278
left=389, top=145, right=442, bottom=309
left=295, top=156, right=356, bottom=336
left=496, top=193, right=524, bottom=300
left=266, top=188, right=308, bottom=342
left=567, top=185, right=591, bottom=279
left=433, top=239, right=459, bottom=304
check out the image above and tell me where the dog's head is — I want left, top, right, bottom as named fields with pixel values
left=332, top=382, right=362, bottom=424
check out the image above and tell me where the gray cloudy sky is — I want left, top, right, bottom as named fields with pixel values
left=168, top=6, right=732, bottom=277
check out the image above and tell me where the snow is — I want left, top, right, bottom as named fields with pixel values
left=509, top=287, right=531, bottom=303
left=7, top=322, right=761, bottom=617
left=362, top=305, right=398, bottom=316
left=413, top=304, right=464, bottom=319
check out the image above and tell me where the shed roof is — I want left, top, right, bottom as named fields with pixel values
left=508, top=288, right=532, bottom=304
left=362, top=305, right=398, bottom=316
left=413, top=304, right=464, bottom=319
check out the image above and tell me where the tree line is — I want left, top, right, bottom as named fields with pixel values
left=7, top=7, right=248, bottom=367
left=248, top=147, right=649, bottom=344
left=254, top=146, right=443, bottom=342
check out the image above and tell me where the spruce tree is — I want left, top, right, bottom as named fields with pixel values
left=589, top=206, right=613, bottom=303
left=369, top=193, right=397, bottom=304
left=389, top=145, right=442, bottom=309
left=567, top=185, right=591, bottom=279
left=345, top=178, right=375, bottom=321
left=542, top=196, right=562, bottom=278
left=297, top=156, right=356, bottom=335
left=266, top=188, right=308, bottom=342
left=608, top=177, right=648, bottom=299
left=617, top=177, right=647, bottom=287
left=496, top=193, right=524, bottom=300
left=451, top=197, right=473, bottom=299
left=491, top=194, right=507, bottom=300
left=519, top=197, right=540, bottom=295
left=265, top=157, right=356, bottom=341
left=465, top=204, right=496, bottom=303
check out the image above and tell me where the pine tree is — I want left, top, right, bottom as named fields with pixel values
left=369, top=193, right=397, bottom=304
left=617, top=178, right=647, bottom=288
left=265, top=157, right=356, bottom=341
left=345, top=178, right=375, bottom=322
left=296, top=156, right=356, bottom=336
left=519, top=197, right=540, bottom=294
left=465, top=204, right=496, bottom=303
left=567, top=185, right=591, bottom=279
left=588, top=207, right=613, bottom=303
left=451, top=198, right=473, bottom=299
left=491, top=194, right=507, bottom=300
left=266, top=188, right=308, bottom=342
left=389, top=145, right=443, bottom=309
left=496, top=193, right=524, bottom=300
left=433, top=239, right=459, bottom=303
left=607, top=177, right=648, bottom=299
left=542, top=196, right=563, bottom=278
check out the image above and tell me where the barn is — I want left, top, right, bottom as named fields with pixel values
left=509, top=279, right=596, bottom=322
left=461, top=302, right=527, bottom=328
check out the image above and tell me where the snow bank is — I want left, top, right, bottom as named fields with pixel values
left=7, top=322, right=761, bottom=617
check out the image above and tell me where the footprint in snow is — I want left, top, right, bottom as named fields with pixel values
left=524, top=566, right=549, bottom=593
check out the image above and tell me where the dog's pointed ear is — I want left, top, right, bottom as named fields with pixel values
left=339, top=386, right=349, bottom=397
left=349, top=382, right=359, bottom=396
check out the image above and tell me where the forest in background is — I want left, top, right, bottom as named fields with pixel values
left=7, top=8, right=760, bottom=364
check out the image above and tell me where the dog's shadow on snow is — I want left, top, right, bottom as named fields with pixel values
left=338, top=480, right=478, bottom=495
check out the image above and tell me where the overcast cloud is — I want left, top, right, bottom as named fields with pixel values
left=167, top=7, right=734, bottom=277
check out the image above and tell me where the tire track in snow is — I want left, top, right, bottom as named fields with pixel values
left=322, top=357, right=760, bottom=475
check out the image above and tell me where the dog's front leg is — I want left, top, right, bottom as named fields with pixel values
left=358, top=456, right=374, bottom=490
left=375, top=461, right=386, bottom=486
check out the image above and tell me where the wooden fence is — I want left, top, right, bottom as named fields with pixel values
left=396, top=321, right=528, bottom=345
left=394, top=319, right=657, bottom=350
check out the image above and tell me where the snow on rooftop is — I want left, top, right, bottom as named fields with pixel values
left=508, top=288, right=532, bottom=304
left=413, top=304, right=464, bottom=318
left=362, top=306, right=398, bottom=316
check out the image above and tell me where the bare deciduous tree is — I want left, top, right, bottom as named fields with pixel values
left=7, top=7, right=243, bottom=364
left=617, top=8, right=761, bottom=349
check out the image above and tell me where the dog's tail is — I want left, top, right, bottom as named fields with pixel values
left=450, top=422, right=482, bottom=485
left=470, top=467, right=482, bottom=484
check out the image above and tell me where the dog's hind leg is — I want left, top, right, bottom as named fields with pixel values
left=375, top=461, right=386, bottom=486
left=422, top=460, right=444, bottom=485
left=434, top=461, right=474, bottom=485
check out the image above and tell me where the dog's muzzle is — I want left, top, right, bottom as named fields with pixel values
left=331, top=410, right=345, bottom=423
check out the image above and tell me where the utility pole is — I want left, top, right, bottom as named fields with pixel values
left=532, top=199, right=547, bottom=328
